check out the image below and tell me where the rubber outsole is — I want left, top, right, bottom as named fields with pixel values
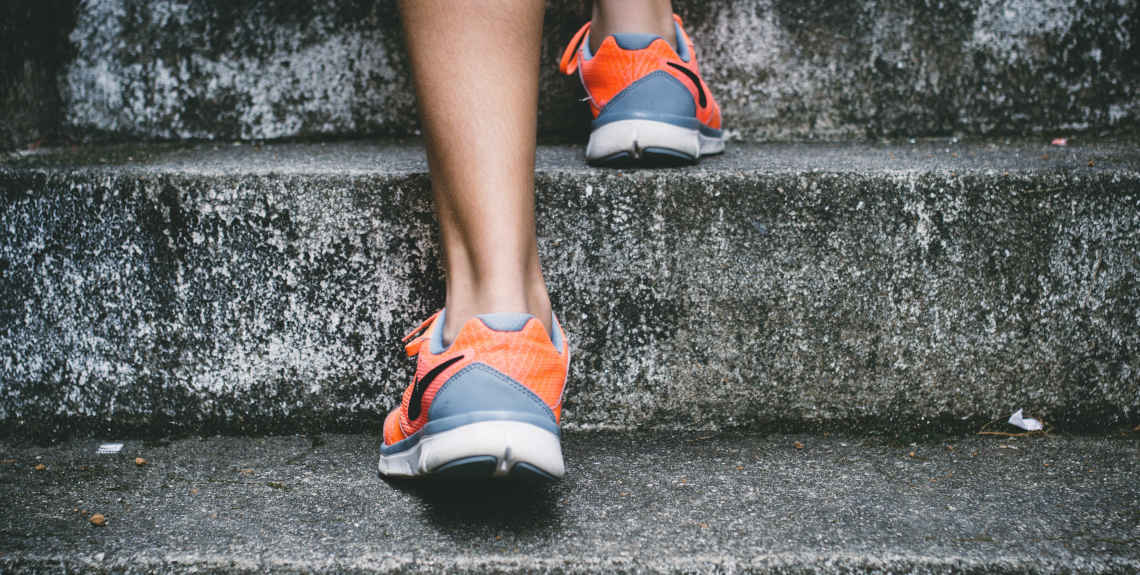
left=586, top=119, right=724, bottom=166
left=378, top=420, right=565, bottom=481
left=432, top=456, right=558, bottom=481
left=593, top=147, right=696, bottom=167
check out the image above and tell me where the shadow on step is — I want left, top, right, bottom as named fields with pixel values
left=381, top=475, right=564, bottom=534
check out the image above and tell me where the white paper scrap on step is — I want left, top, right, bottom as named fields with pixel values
left=96, top=442, right=124, bottom=454
left=1008, top=409, right=1043, bottom=431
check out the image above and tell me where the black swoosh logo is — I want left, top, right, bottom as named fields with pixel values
left=407, top=355, right=465, bottom=421
left=666, top=61, right=707, bottom=109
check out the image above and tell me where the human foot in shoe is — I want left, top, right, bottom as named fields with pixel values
left=559, top=13, right=725, bottom=165
left=378, top=310, right=570, bottom=480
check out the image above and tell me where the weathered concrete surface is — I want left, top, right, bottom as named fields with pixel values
left=1, top=431, right=1138, bottom=573
left=61, top=0, right=417, bottom=143
left=1, top=140, right=1139, bottom=437
left=4, top=0, right=1135, bottom=146
left=693, top=0, right=1140, bottom=139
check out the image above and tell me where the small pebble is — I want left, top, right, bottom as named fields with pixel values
left=34, top=463, right=45, bottom=471
left=135, top=457, right=147, bottom=466
left=793, top=441, right=804, bottom=450
left=89, top=514, right=106, bottom=526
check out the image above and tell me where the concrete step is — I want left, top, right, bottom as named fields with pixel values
left=2, top=139, right=1138, bottom=437
left=4, top=0, right=1139, bottom=149
left=2, top=431, right=1138, bottom=573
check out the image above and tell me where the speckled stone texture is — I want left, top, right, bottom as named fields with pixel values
left=1, top=140, right=1139, bottom=437
left=4, top=0, right=1136, bottom=147
left=1, top=432, right=1138, bottom=573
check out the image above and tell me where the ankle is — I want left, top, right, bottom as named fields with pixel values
left=442, top=283, right=553, bottom=346
left=589, top=4, right=676, bottom=53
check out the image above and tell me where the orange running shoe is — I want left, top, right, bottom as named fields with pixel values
left=559, top=14, right=724, bottom=164
left=378, top=310, right=570, bottom=480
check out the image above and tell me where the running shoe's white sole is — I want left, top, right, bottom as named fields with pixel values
left=586, top=119, right=725, bottom=163
left=378, top=420, right=565, bottom=480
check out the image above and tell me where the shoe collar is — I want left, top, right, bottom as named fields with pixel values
left=560, top=14, right=690, bottom=75
left=406, top=309, right=564, bottom=355
left=581, top=20, right=690, bottom=63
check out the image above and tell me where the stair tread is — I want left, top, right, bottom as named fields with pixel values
left=2, top=432, right=1137, bottom=573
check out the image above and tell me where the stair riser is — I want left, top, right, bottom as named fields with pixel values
left=5, top=0, right=1139, bottom=149
left=2, top=166, right=1137, bottom=435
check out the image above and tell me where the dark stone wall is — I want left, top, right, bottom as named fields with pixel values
left=0, top=1, right=80, bottom=151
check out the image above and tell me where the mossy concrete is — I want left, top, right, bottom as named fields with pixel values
left=1, top=140, right=1139, bottom=437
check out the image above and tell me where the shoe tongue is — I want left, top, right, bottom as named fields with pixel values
left=610, top=33, right=663, bottom=51
left=476, top=313, right=533, bottom=332
left=476, top=312, right=563, bottom=353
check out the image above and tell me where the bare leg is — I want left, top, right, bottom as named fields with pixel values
left=399, top=0, right=551, bottom=344
left=590, top=0, right=676, bottom=53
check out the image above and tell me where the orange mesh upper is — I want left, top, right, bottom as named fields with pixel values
left=383, top=408, right=406, bottom=446
left=559, top=14, right=722, bottom=130
left=384, top=313, right=570, bottom=445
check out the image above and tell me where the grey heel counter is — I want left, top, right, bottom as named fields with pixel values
left=594, top=70, right=698, bottom=128
left=427, top=363, right=557, bottom=431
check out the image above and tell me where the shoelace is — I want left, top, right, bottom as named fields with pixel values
left=401, top=310, right=441, bottom=358
left=558, top=14, right=686, bottom=75
left=558, top=21, right=590, bottom=75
